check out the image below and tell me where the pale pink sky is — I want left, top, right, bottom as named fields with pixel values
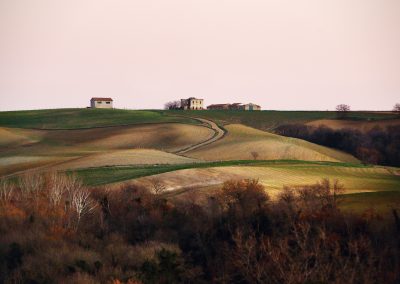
left=0, top=0, right=399, bottom=111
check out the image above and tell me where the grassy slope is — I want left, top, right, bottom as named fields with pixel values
left=2, top=108, right=396, bottom=130
left=340, top=191, right=400, bottom=214
left=0, top=123, right=215, bottom=157
left=72, top=160, right=266, bottom=185
left=0, top=124, right=215, bottom=176
left=53, top=149, right=201, bottom=170
left=0, top=108, right=198, bottom=129
left=72, top=160, right=400, bottom=214
left=185, top=124, right=358, bottom=163
left=71, top=160, right=399, bottom=188
left=162, top=110, right=399, bottom=131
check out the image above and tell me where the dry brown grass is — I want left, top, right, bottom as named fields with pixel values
left=42, top=123, right=214, bottom=152
left=53, top=149, right=200, bottom=170
left=0, top=123, right=213, bottom=176
left=185, top=124, right=358, bottom=162
left=0, top=156, right=70, bottom=177
left=0, top=127, right=42, bottom=147
left=128, top=163, right=398, bottom=197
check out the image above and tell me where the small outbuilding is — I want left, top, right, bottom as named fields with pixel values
left=90, top=97, right=113, bottom=109
left=241, top=103, right=261, bottom=111
left=207, top=104, right=230, bottom=110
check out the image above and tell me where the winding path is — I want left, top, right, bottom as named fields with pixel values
left=174, top=117, right=225, bottom=155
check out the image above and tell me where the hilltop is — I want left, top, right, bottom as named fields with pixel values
left=1, top=108, right=398, bottom=131
left=0, top=108, right=197, bottom=129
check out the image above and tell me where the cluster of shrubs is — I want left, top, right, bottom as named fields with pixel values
left=275, top=124, right=400, bottom=166
left=0, top=173, right=399, bottom=283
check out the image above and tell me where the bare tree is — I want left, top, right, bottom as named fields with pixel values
left=335, top=104, right=350, bottom=119
left=164, top=100, right=181, bottom=110
left=47, top=172, right=68, bottom=207
left=0, top=179, right=14, bottom=204
left=336, top=104, right=350, bottom=112
left=71, top=187, right=97, bottom=230
left=151, top=179, right=167, bottom=196
left=393, top=103, right=400, bottom=113
left=250, top=151, right=259, bottom=160
left=64, top=174, right=83, bottom=197
left=19, top=173, right=44, bottom=199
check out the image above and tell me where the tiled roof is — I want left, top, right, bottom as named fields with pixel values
left=91, top=97, right=113, bottom=102
left=208, top=104, right=230, bottom=107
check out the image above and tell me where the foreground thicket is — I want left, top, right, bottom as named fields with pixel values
left=275, top=124, right=400, bottom=166
left=0, top=174, right=399, bottom=283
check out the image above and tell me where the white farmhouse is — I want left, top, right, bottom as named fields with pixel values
left=90, top=97, right=113, bottom=109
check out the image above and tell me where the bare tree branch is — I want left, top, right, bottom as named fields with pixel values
left=71, top=187, right=97, bottom=230
left=47, top=172, right=68, bottom=207
left=0, top=179, right=14, bottom=204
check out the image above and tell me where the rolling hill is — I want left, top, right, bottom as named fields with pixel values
left=1, top=108, right=399, bottom=215
left=129, top=162, right=399, bottom=195
left=0, top=123, right=215, bottom=176
left=185, top=124, right=358, bottom=163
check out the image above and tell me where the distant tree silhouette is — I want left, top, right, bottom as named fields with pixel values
left=393, top=103, right=400, bottom=113
left=164, top=100, right=181, bottom=110
left=335, top=104, right=350, bottom=119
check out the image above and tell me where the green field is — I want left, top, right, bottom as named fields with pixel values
left=0, top=108, right=198, bottom=129
left=71, top=160, right=399, bottom=189
left=71, top=160, right=400, bottom=214
left=162, top=110, right=399, bottom=131
left=72, top=160, right=269, bottom=185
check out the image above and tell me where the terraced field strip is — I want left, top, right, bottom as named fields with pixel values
left=126, top=162, right=400, bottom=198
left=215, top=164, right=399, bottom=194
left=52, top=149, right=201, bottom=170
left=72, top=160, right=268, bottom=185
left=70, top=160, right=399, bottom=189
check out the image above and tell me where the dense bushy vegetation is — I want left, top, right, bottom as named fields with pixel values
left=275, top=124, right=400, bottom=166
left=0, top=173, right=399, bottom=283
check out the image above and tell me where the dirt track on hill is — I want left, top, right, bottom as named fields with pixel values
left=174, top=118, right=225, bottom=155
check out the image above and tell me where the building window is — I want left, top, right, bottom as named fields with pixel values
left=97, top=101, right=102, bottom=104
left=106, top=102, right=110, bottom=104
